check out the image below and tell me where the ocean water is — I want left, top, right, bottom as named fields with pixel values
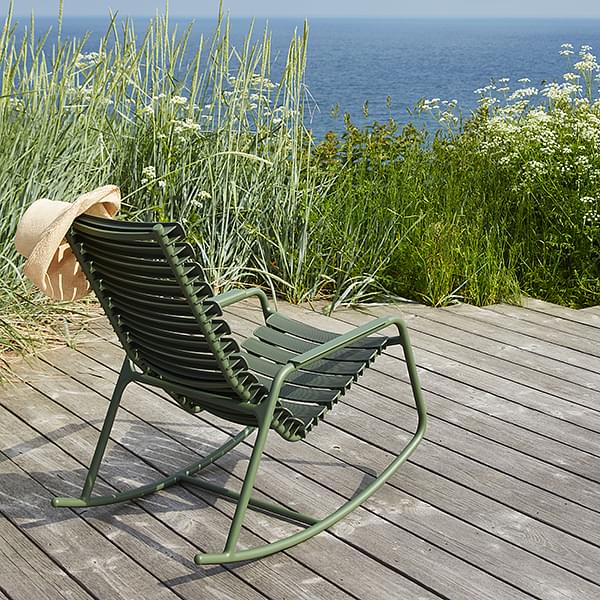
left=15, top=16, right=600, bottom=137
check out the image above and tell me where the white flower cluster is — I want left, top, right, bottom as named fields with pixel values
left=190, top=190, right=212, bottom=208
left=418, top=98, right=458, bottom=125
left=141, top=165, right=156, bottom=185
left=76, top=51, right=102, bottom=67
left=173, top=118, right=202, bottom=135
left=7, top=96, right=25, bottom=111
left=560, top=43, right=574, bottom=57
left=582, top=195, right=600, bottom=226
left=542, top=81, right=583, bottom=101
left=171, top=95, right=188, bottom=106
left=508, top=87, right=538, bottom=101
left=574, top=46, right=599, bottom=74
left=140, top=165, right=166, bottom=189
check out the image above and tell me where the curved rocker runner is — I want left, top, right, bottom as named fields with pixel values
left=51, top=215, right=427, bottom=566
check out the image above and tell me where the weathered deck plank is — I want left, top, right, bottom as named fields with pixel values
left=463, top=304, right=600, bottom=358
left=486, top=302, right=600, bottom=343
left=4, top=362, right=359, bottom=600
left=522, top=298, right=600, bottom=329
left=579, top=306, right=600, bottom=317
left=87, top=313, right=600, bottom=595
left=0, top=516, right=94, bottom=600
left=2, top=299, right=600, bottom=600
left=40, top=339, right=530, bottom=600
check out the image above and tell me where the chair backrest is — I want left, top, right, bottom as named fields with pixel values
left=67, top=214, right=264, bottom=419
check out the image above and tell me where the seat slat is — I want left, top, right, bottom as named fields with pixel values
left=242, top=337, right=366, bottom=376
left=244, top=354, right=352, bottom=391
left=140, top=359, right=246, bottom=393
left=253, top=374, right=340, bottom=405
left=73, top=221, right=160, bottom=242
left=266, top=312, right=387, bottom=350
left=104, top=280, right=213, bottom=307
left=79, top=236, right=194, bottom=260
left=254, top=326, right=378, bottom=363
left=89, top=254, right=179, bottom=277
left=130, top=341, right=224, bottom=369
left=128, top=333, right=238, bottom=362
left=118, top=309, right=204, bottom=334
left=112, top=300, right=221, bottom=330
left=74, top=214, right=184, bottom=236
left=108, top=291, right=203, bottom=317
left=109, top=297, right=215, bottom=325
left=95, top=268, right=193, bottom=293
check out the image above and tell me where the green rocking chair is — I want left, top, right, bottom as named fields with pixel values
left=52, top=214, right=427, bottom=565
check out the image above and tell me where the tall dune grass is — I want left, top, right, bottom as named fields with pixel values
left=0, top=4, right=315, bottom=356
left=0, top=4, right=396, bottom=359
left=2, top=5, right=599, bottom=366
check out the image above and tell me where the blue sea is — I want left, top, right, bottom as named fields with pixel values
left=15, top=16, right=600, bottom=137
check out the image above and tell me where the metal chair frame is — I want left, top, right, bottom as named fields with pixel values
left=51, top=215, right=427, bottom=566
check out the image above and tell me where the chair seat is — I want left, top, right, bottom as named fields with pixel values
left=242, top=313, right=389, bottom=441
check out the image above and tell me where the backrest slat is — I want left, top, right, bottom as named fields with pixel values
left=68, top=214, right=264, bottom=412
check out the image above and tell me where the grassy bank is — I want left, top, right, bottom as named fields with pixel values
left=1, top=7, right=599, bottom=362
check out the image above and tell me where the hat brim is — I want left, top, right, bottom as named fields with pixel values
left=23, top=185, right=121, bottom=300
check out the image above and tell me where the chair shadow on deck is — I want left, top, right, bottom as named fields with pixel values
left=1, top=417, right=376, bottom=579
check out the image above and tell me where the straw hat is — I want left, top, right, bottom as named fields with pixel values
left=15, top=185, right=121, bottom=301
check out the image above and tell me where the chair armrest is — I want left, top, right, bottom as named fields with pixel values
left=288, top=316, right=398, bottom=369
left=212, top=288, right=275, bottom=320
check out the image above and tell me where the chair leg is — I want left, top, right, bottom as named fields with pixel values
left=211, top=416, right=273, bottom=559
left=194, top=324, right=427, bottom=566
left=86, top=361, right=131, bottom=500
left=52, top=359, right=256, bottom=508
left=193, top=407, right=426, bottom=566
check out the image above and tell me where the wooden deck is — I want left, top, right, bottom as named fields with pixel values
left=1, top=298, right=600, bottom=599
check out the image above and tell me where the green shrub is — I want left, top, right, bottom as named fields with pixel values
left=2, top=6, right=599, bottom=364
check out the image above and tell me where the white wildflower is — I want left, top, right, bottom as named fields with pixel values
left=508, top=87, right=538, bottom=101
left=173, top=118, right=202, bottom=135
left=142, top=166, right=156, bottom=180
left=560, top=43, right=575, bottom=57
left=8, top=97, right=24, bottom=111
left=574, top=51, right=599, bottom=73
left=542, top=82, right=582, bottom=101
